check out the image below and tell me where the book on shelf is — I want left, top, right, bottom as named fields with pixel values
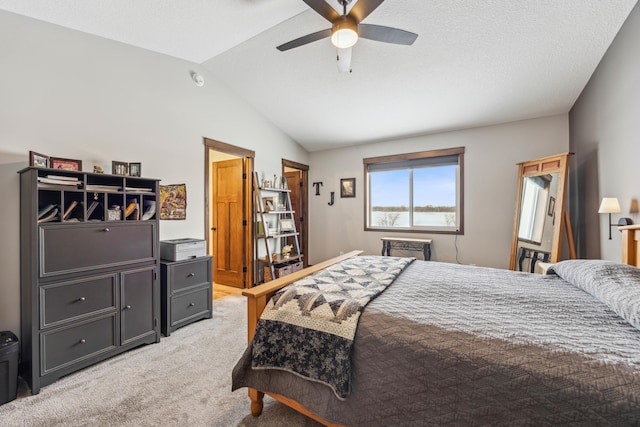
left=63, top=201, right=78, bottom=220
left=46, top=175, right=78, bottom=182
left=85, top=184, right=120, bottom=191
left=86, top=200, right=102, bottom=217
left=37, top=177, right=81, bottom=186
left=37, top=208, right=58, bottom=224
left=125, top=202, right=139, bottom=220
left=141, top=201, right=155, bottom=221
left=38, top=204, right=57, bottom=219
left=125, top=186, right=153, bottom=192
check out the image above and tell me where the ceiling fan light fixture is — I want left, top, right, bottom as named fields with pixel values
left=331, top=17, right=358, bottom=49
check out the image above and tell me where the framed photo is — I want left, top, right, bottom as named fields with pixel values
left=279, top=218, right=294, bottom=232
left=112, top=161, right=128, bottom=176
left=129, top=162, right=141, bottom=177
left=159, top=184, right=187, bottom=220
left=50, top=157, right=82, bottom=171
left=29, top=151, right=49, bottom=168
left=548, top=196, right=556, bottom=216
left=262, top=197, right=275, bottom=212
left=340, top=178, right=356, bottom=198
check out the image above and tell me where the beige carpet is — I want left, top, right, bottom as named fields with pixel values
left=0, top=296, right=321, bottom=427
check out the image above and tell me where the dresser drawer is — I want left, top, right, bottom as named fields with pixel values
left=40, top=222, right=156, bottom=277
left=171, top=286, right=211, bottom=325
left=40, top=274, right=117, bottom=328
left=169, top=258, right=211, bottom=292
left=41, top=314, right=116, bottom=375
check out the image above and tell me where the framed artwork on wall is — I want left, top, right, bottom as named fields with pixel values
left=159, top=184, right=187, bottom=220
left=340, top=178, right=356, bottom=198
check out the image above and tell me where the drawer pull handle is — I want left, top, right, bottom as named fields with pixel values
left=125, top=305, right=132, bottom=310
left=187, top=273, right=195, bottom=277
left=78, top=296, right=86, bottom=302
left=103, top=228, right=110, bottom=232
left=79, top=339, right=86, bottom=344
left=189, top=302, right=195, bottom=307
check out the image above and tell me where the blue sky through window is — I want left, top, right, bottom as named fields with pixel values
left=371, top=166, right=456, bottom=207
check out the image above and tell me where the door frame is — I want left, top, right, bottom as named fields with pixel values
left=204, top=138, right=255, bottom=287
left=282, top=159, right=309, bottom=267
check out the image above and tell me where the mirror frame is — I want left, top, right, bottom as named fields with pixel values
left=509, top=153, right=572, bottom=270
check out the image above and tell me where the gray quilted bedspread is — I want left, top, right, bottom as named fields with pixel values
left=232, top=259, right=640, bottom=426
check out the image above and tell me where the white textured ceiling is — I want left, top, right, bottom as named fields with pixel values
left=1, top=0, right=637, bottom=152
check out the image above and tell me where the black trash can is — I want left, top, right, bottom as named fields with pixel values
left=0, top=331, right=19, bottom=405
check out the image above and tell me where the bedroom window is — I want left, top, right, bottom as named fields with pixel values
left=364, top=147, right=464, bottom=234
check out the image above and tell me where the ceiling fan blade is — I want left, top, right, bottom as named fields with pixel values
left=349, top=0, right=386, bottom=23
left=359, top=24, right=418, bottom=46
left=302, top=0, right=340, bottom=22
left=276, top=28, right=332, bottom=51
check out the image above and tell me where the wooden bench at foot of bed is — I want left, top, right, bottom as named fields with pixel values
left=241, top=250, right=363, bottom=426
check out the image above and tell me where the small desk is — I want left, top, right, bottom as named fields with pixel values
left=381, top=237, right=432, bottom=261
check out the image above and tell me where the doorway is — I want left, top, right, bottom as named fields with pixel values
left=204, top=138, right=255, bottom=288
left=282, top=159, right=309, bottom=267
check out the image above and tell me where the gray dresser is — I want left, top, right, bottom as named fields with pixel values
left=19, top=167, right=161, bottom=394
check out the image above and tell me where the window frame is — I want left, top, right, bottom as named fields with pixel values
left=363, top=147, right=464, bottom=234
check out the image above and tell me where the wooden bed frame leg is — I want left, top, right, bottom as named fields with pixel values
left=249, top=388, right=264, bottom=417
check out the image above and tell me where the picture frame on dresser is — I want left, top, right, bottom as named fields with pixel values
left=29, top=151, right=49, bottom=168
left=112, top=161, right=128, bottom=176
left=129, top=162, right=141, bottom=177
left=50, top=157, right=82, bottom=171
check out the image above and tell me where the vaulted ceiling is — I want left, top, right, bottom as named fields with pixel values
left=1, top=0, right=637, bottom=151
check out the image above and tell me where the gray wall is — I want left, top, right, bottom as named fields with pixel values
left=569, top=3, right=640, bottom=262
left=0, top=11, right=309, bottom=336
left=308, top=115, right=569, bottom=268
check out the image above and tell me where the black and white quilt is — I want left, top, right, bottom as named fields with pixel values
left=250, top=255, right=414, bottom=398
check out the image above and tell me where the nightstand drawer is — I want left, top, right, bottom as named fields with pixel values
left=170, top=258, right=211, bottom=292
left=171, top=286, right=211, bottom=325
left=40, top=274, right=117, bottom=328
left=41, top=314, right=116, bottom=375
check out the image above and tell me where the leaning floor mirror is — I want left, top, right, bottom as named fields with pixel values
left=509, top=152, right=576, bottom=272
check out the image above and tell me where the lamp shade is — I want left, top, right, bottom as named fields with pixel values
left=598, top=197, right=621, bottom=214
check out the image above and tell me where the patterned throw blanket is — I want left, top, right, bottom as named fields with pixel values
left=251, top=255, right=414, bottom=399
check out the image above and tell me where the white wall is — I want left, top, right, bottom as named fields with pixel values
left=308, top=115, right=569, bottom=268
left=569, top=3, right=640, bottom=262
left=0, top=11, right=308, bottom=335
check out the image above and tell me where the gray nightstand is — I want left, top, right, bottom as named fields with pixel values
left=160, top=256, right=212, bottom=336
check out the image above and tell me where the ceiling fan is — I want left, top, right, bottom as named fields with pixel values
left=277, top=0, right=418, bottom=71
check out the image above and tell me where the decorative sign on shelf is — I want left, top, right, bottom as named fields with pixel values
left=160, top=184, right=187, bottom=220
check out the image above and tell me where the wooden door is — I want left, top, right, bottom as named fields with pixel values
left=212, top=158, right=245, bottom=288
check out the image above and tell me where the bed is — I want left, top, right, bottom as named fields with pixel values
left=232, top=226, right=640, bottom=426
